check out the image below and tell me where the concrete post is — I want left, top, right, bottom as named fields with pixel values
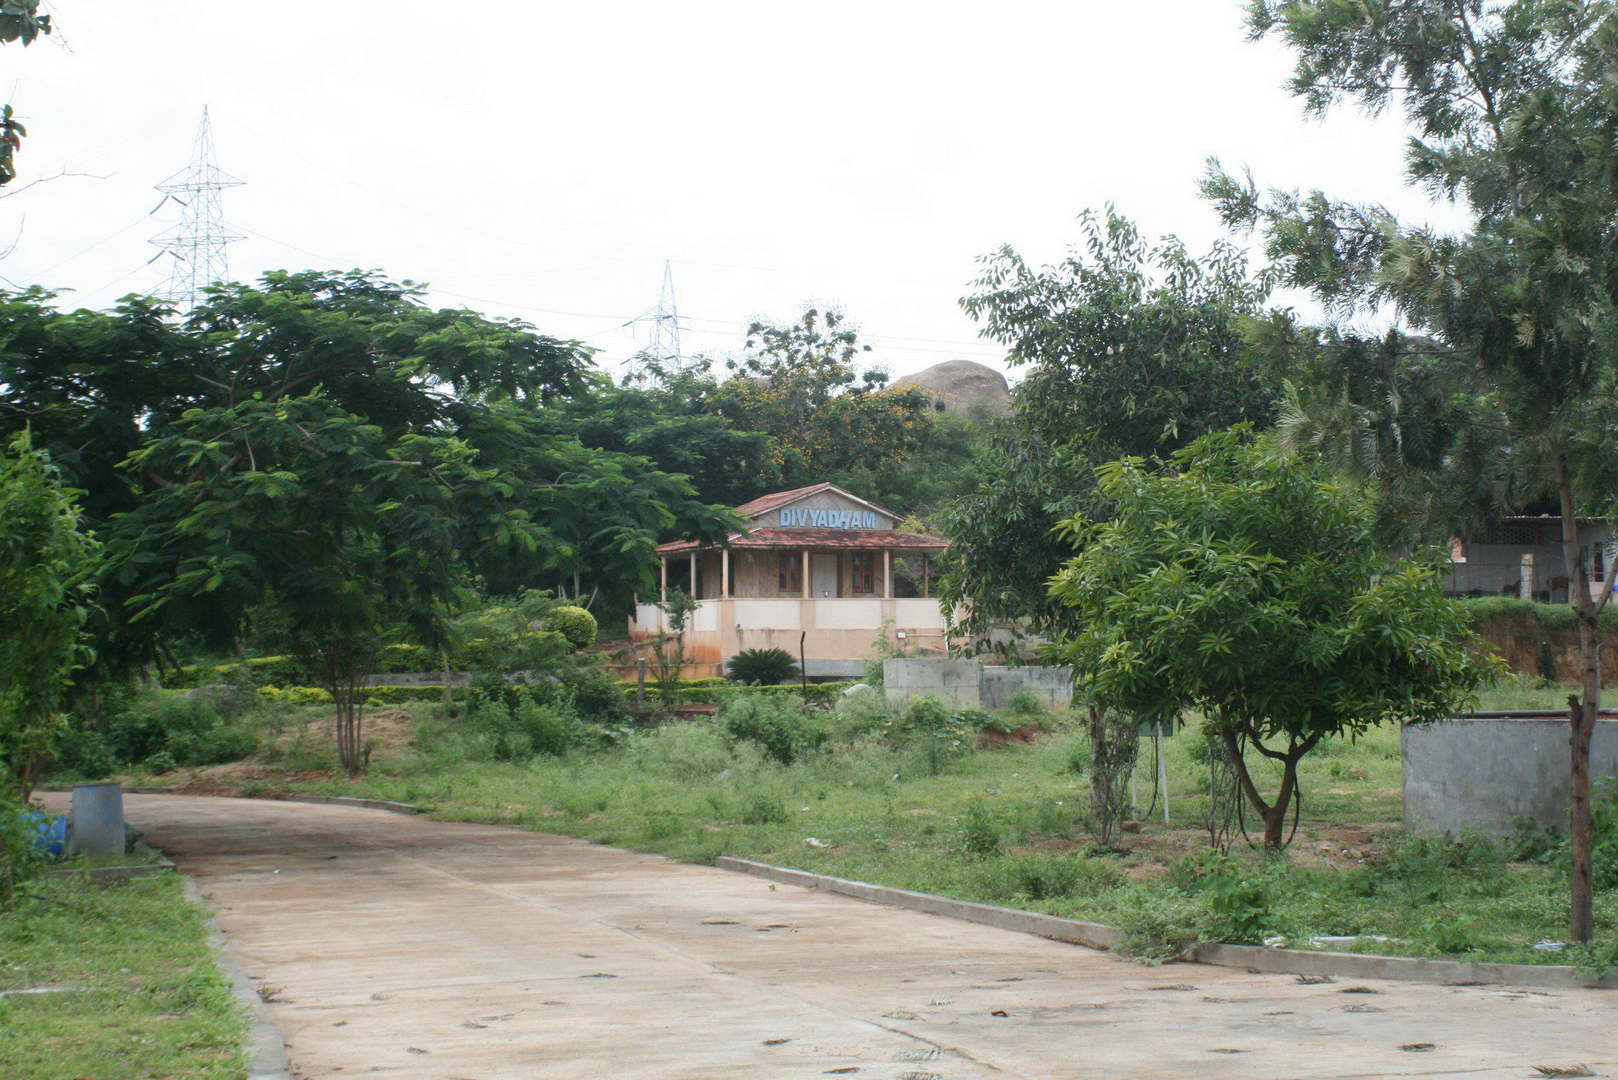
left=72, top=781, right=126, bottom=856
left=883, top=549, right=892, bottom=599
left=689, top=552, right=698, bottom=599
left=801, top=550, right=810, bottom=599
left=1520, top=553, right=1536, bottom=602
left=660, top=557, right=667, bottom=607
left=721, top=547, right=730, bottom=599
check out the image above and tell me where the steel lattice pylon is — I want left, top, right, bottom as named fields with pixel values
left=150, top=106, right=243, bottom=309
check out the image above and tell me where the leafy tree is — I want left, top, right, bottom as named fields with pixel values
left=1, top=274, right=740, bottom=681
left=1049, top=428, right=1488, bottom=849
left=1208, top=0, right=1618, bottom=939
left=0, top=431, right=98, bottom=797
left=0, top=0, right=51, bottom=188
left=714, top=307, right=942, bottom=508
left=115, top=394, right=525, bottom=776
left=941, top=209, right=1277, bottom=639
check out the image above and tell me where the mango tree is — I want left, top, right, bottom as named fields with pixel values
left=1049, top=428, right=1490, bottom=849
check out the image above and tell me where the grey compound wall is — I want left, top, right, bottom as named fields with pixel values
left=1402, top=717, right=1618, bottom=836
left=883, top=658, right=1073, bottom=712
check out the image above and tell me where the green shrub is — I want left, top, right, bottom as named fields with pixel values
left=958, top=800, right=1003, bottom=857
left=1594, top=776, right=1618, bottom=891
left=542, top=606, right=598, bottom=650
left=717, top=695, right=826, bottom=765
left=555, top=662, right=631, bottom=728
left=1176, top=853, right=1273, bottom=945
left=1115, top=888, right=1211, bottom=963
left=1005, top=687, right=1049, bottom=721
left=832, top=687, right=892, bottom=739
left=628, top=723, right=740, bottom=781
left=888, top=696, right=974, bottom=771
left=725, top=648, right=800, bottom=686
left=375, top=643, right=436, bottom=673
left=0, top=795, right=50, bottom=907
left=362, top=685, right=463, bottom=706
left=969, top=852, right=1121, bottom=902
left=79, top=691, right=260, bottom=769
left=466, top=695, right=583, bottom=761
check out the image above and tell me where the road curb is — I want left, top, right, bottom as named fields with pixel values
left=41, top=841, right=176, bottom=885
left=715, top=856, right=1618, bottom=990
left=41, top=785, right=426, bottom=817
left=180, top=875, right=294, bottom=1080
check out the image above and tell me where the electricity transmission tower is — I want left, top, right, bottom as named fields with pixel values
left=624, top=260, right=685, bottom=375
left=150, top=106, right=243, bottom=309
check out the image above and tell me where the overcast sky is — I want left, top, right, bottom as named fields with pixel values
left=3, top=1, right=1462, bottom=380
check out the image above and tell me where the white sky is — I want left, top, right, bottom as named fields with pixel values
left=2, top=1, right=1461, bottom=380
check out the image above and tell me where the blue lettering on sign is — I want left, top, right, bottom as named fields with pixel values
left=778, top=507, right=879, bottom=529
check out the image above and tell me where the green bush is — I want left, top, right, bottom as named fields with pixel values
left=832, top=687, right=892, bottom=739
left=887, top=696, right=974, bottom=772
left=465, top=695, right=583, bottom=762
left=556, top=662, right=631, bottom=728
left=541, top=606, right=598, bottom=650
left=0, top=795, right=50, bottom=907
left=375, top=643, right=436, bottom=673
left=968, top=852, right=1122, bottom=902
left=717, top=695, right=827, bottom=765
left=65, top=691, right=261, bottom=770
left=669, top=682, right=853, bottom=706
left=725, top=648, right=800, bottom=686
left=958, top=800, right=1003, bottom=857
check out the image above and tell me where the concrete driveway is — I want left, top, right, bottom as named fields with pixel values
left=68, top=794, right=1618, bottom=1079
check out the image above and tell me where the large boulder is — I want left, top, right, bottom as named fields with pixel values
left=892, top=359, right=1012, bottom=420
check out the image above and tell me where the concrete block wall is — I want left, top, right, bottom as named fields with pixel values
left=883, top=658, right=1074, bottom=711
left=981, top=665, right=1074, bottom=711
left=1402, top=717, right=1618, bottom=836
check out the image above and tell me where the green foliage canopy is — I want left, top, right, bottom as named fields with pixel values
left=1049, top=428, right=1489, bottom=848
left=0, top=432, right=99, bottom=796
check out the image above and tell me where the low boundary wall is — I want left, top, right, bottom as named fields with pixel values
left=883, top=658, right=1073, bottom=711
left=1403, top=715, right=1618, bottom=836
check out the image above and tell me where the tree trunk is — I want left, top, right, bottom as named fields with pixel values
left=1554, top=449, right=1600, bottom=943
left=1570, top=619, right=1599, bottom=942
left=1088, top=705, right=1108, bottom=818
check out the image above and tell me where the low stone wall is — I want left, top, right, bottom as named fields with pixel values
left=883, top=658, right=1073, bottom=711
left=1403, top=715, right=1618, bottom=836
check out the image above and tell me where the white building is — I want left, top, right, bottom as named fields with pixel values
left=1444, top=516, right=1615, bottom=603
left=631, top=483, right=953, bottom=678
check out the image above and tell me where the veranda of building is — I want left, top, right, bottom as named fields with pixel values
left=631, top=483, right=953, bottom=679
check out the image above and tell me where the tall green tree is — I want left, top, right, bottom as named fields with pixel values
left=1208, top=0, right=1618, bottom=939
left=940, top=209, right=1277, bottom=640
left=1050, top=428, right=1488, bottom=849
left=116, top=393, right=538, bottom=776
left=0, top=431, right=98, bottom=797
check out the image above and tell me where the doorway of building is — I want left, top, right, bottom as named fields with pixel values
left=811, top=553, right=838, bottom=598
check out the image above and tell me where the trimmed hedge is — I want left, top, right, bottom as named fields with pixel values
left=254, top=684, right=463, bottom=707
left=670, top=682, right=855, bottom=706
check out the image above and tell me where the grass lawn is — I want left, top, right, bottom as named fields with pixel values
left=0, top=873, right=249, bottom=1080
left=106, top=674, right=1618, bottom=971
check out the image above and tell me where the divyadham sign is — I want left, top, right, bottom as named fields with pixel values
left=777, top=507, right=883, bottom=530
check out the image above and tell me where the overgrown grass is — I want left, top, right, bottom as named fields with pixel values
left=0, top=874, right=249, bottom=1079
left=118, top=686, right=1618, bottom=968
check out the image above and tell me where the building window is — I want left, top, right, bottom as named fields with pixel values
left=850, top=552, right=875, bottom=595
left=777, top=552, right=801, bottom=594
left=1596, top=544, right=1606, bottom=582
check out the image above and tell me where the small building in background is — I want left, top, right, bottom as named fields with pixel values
left=632, top=482, right=953, bottom=679
left=1443, top=515, right=1614, bottom=603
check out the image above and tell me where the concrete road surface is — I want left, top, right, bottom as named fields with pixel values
left=63, top=794, right=1618, bottom=1079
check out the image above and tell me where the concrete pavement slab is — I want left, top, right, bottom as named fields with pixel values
left=45, top=793, right=1617, bottom=1080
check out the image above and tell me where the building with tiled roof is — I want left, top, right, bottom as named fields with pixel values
left=632, top=483, right=954, bottom=678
